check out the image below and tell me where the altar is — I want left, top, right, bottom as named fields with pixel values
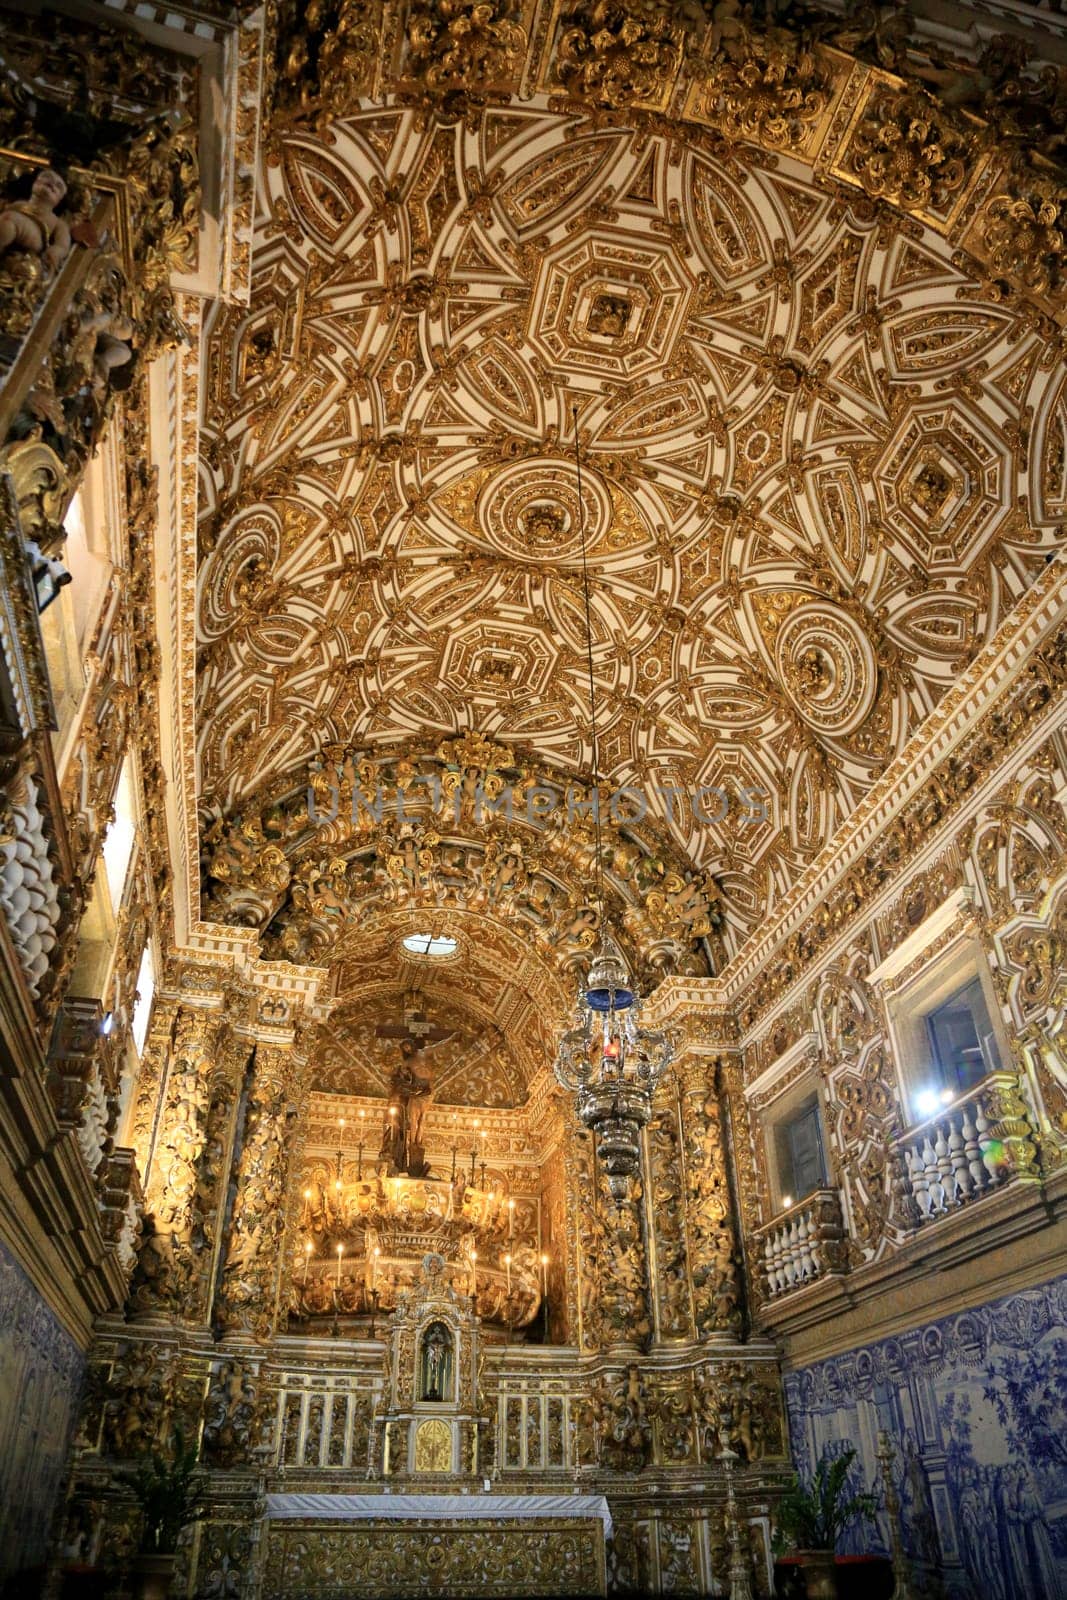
left=261, top=1493, right=611, bottom=1598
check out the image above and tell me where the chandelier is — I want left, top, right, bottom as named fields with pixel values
left=551, top=410, right=674, bottom=1203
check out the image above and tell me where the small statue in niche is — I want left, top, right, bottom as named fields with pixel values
left=419, top=1320, right=453, bottom=1402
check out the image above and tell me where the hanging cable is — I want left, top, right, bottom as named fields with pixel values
left=572, top=402, right=605, bottom=924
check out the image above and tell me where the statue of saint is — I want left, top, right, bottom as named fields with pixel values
left=419, top=1321, right=452, bottom=1402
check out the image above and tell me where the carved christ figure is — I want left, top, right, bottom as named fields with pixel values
left=381, top=1039, right=434, bottom=1177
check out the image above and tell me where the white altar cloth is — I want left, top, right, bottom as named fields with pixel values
left=265, top=1492, right=612, bottom=1539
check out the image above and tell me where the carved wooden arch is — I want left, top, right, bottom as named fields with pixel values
left=202, top=739, right=725, bottom=981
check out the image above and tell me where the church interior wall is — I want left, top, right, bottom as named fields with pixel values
left=2, top=0, right=1067, bottom=1593
left=783, top=1272, right=1067, bottom=1600
left=0, top=1239, right=86, bottom=1586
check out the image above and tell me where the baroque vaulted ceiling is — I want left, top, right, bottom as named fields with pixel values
left=195, top=1, right=1067, bottom=1046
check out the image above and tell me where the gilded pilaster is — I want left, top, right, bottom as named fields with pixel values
left=675, top=1050, right=744, bottom=1338
left=128, top=1004, right=227, bottom=1319
left=643, top=1088, right=694, bottom=1343
left=217, top=1033, right=309, bottom=1341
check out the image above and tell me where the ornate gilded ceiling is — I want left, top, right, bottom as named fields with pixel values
left=195, top=1, right=1067, bottom=1002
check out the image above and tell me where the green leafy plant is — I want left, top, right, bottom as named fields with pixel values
left=772, top=1445, right=877, bottom=1554
left=129, top=1424, right=202, bottom=1554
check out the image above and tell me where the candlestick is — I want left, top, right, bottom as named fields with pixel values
left=470, top=1120, right=478, bottom=1185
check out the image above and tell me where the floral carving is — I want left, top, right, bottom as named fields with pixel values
left=846, top=82, right=973, bottom=214
left=405, top=0, right=526, bottom=110
left=555, top=0, right=682, bottom=109
left=703, top=22, right=830, bottom=150
left=982, top=172, right=1067, bottom=300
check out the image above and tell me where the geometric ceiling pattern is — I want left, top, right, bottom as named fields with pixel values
left=197, top=107, right=1064, bottom=958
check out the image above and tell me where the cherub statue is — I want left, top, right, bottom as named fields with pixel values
left=0, top=168, right=72, bottom=275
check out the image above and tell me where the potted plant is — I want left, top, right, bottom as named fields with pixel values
left=772, top=1446, right=877, bottom=1600
left=126, top=1425, right=201, bottom=1600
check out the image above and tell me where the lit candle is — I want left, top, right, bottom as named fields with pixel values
left=508, top=1197, right=515, bottom=1239
left=504, top=1252, right=511, bottom=1294
left=471, top=1248, right=478, bottom=1297
left=336, top=1243, right=344, bottom=1287
left=372, top=1244, right=380, bottom=1289
left=303, top=1240, right=312, bottom=1284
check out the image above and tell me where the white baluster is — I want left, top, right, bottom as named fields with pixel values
left=796, top=1208, right=816, bottom=1282
left=947, top=1111, right=971, bottom=1203
left=781, top=1219, right=798, bottom=1288
left=962, top=1101, right=987, bottom=1194
left=934, top=1120, right=954, bottom=1209
left=923, top=1134, right=945, bottom=1214
left=976, top=1101, right=1002, bottom=1185
left=907, top=1140, right=931, bottom=1219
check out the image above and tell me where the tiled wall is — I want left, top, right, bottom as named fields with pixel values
left=0, top=1240, right=85, bottom=1583
left=784, top=1276, right=1067, bottom=1600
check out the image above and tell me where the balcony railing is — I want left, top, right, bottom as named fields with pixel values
left=895, top=1072, right=1039, bottom=1223
left=757, top=1187, right=848, bottom=1300
left=48, top=996, right=144, bottom=1284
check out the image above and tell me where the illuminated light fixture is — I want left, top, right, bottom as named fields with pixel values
left=551, top=407, right=673, bottom=1205
left=913, top=1087, right=942, bottom=1119
left=100, top=1011, right=115, bottom=1037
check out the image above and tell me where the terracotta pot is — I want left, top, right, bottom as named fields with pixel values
left=777, top=1550, right=837, bottom=1599
left=129, top=1553, right=176, bottom=1600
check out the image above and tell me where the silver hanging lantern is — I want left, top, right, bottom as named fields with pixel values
left=547, top=411, right=675, bottom=1202
left=554, top=931, right=674, bottom=1203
